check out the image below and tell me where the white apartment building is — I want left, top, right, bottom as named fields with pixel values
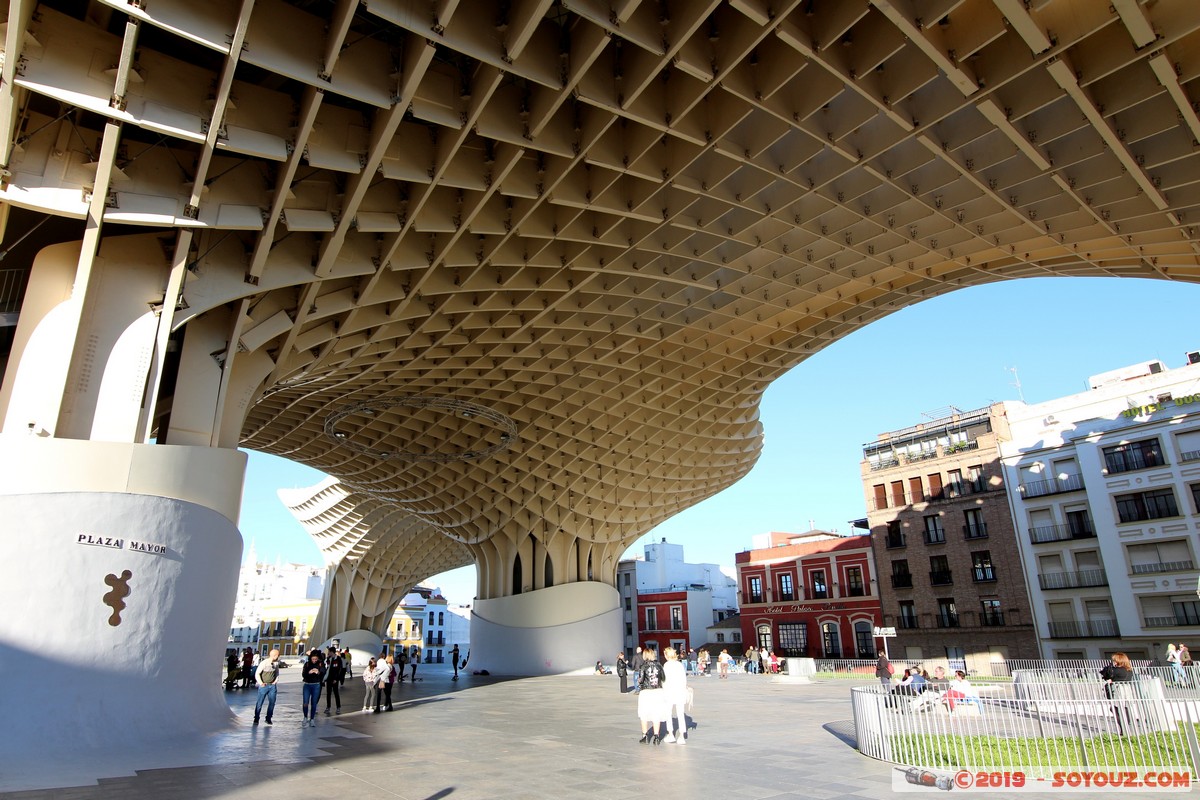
left=229, top=544, right=324, bottom=646
left=617, top=539, right=739, bottom=658
left=999, top=355, right=1200, bottom=661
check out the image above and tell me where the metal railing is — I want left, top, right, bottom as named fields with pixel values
left=1048, top=619, right=1119, bottom=638
left=1029, top=521, right=1095, bottom=544
left=851, top=677, right=1200, bottom=779
left=1020, top=473, right=1085, bottom=498
left=1038, top=568, right=1108, bottom=590
left=963, top=522, right=988, bottom=539
left=891, top=573, right=913, bottom=588
left=1132, top=560, right=1195, bottom=574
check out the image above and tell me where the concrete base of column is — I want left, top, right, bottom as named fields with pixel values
left=0, top=439, right=245, bottom=765
left=469, top=582, right=621, bottom=675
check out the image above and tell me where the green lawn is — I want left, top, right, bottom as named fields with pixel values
left=889, top=730, right=1198, bottom=775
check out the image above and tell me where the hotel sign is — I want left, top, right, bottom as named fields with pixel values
left=1122, top=393, right=1200, bottom=418
left=766, top=603, right=849, bottom=613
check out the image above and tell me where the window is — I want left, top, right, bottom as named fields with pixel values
left=972, top=551, right=996, bottom=582
left=930, top=555, right=952, bottom=585
left=777, top=622, right=807, bottom=657
left=1174, top=600, right=1200, bottom=625
left=1128, top=540, right=1193, bottom=573
left=1177, top=429, right=1200, bottom=462
left=748, top=576, right=763, bottom=604
left=428, top=611, right=434, bottom=624
left=886, top=519, right=906, bottom=548
left=624, top=597, right=631, bottom=611
left=1191, top=482, right=1200, bottom=513
left=845, top=566, right=865, bottom=597
left=716, top=633, right=725, bottom=643
left=821, top=622, right=841, bottom=658
left=963, top=508, right=987, bottom=539
left=873, top=484, right=888, bottom=510
left=891, top=560, right=912, bottom=588
left=946, top=646, right=966, bottom=672
left=811, top=570, right=828, bottom=599
left=981, top=599, right=1004, bottom=626
left=923, top=514, right=945, bottom=544
left=898, top=601, right=918, bottom=628
left=779, top=573, right=794, bottom=601
left=909, top=476, right=924, bottom=503
left=757, top=624, right=773, bottom=653
left=947, top=469, right=963, bottom=497
left=927, top=473, right=943, bottom=501
left=625, top=622, right=633, bottom=636
left=968, top=464, right=985, bottom=493
left=855, top=621, right=874, bottom=658
left=1103, top=438, right=1165, bottom=474
left=1066, top=508, right=1095, bottom=538
left=891, top=480, right=905, bottom=506
left=645, top=608, right=657, bottom=630
left=671, top=606, right=683, bottom=631
left=1115, top=488, right=1179, bottom=523
left=937, top=598, right=959, bottom=628
left=623, top=573, right=630, bottom=586
left=438, top=612, right=444, bottom=625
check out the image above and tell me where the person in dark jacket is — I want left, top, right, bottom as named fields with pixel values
left=300, top=650, right=326, bottom=727
left=324, top=646, right=344, bottom=713
left=636, top=648, right=668, bottom=744
left=616, top=653, right=629, bottom=693
left=1101, top=652, right=1136, bottom=734
left=630, top=646, right=645, bottom=692
left=876, top=652, right=893, bottom=687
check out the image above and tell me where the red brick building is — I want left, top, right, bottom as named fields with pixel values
left=737, top=531, right=882, bottom=660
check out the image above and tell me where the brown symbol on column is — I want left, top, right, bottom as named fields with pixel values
left=103, top=570, right=133, bottom=626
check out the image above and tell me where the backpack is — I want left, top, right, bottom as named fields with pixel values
left=260, top=663, right=278, bottom=685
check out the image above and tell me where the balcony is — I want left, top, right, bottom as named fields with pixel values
left=1182, top=450, right=1200, bottom=463
left=1131, top=560, right=1195, bottom=574
left=891, top=573, right=913, bottom=588
left=1144, top=616, right=1182, bottom=628
left=1020, top=473, right=1084, bottom=498
left=748, top=594, right=764, bottom=604
left=898, top=617, right=919, bottom=629
left=923, top=528, right=947, bottom=545
left=936, top=612, right=960, bottom=628
left=963, top=522, right=988, bottom=539
left=1048, top=619, right=1119, bottom=638
left=981, top=613, right=1006, bottom=627
left=1029, top=520, right=1095, bottom=544
left=1037, top=569, right=1109, bottom=590
left=886, top=534, right=907, bottom=548
left=929, top=570, right=953, bottom=585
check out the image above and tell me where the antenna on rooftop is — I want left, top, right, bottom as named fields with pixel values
left=1007, top=366, right=1025, bottom=402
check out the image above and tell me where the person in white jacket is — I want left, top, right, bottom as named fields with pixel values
left=662, top=647, right=689, bottom=744
left=362, top=658, right=381, bottom=712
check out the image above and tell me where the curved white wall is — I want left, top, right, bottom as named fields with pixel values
left=470, top=582, right=621, bottom=675
left=0, top=441, right=245, bottom=759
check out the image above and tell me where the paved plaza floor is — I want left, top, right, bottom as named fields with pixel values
left=0, top=667, right=1189, bottom=799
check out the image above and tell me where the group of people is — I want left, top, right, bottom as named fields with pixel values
left=876, top=654, right=980, bottom=712
left=742, top=646, right=782, bottom=674
left=626, top=646, right=690, bottom=745
left=1165, top=643, right=1194, bottom=686
left=247, top=643, right=435, bottom=727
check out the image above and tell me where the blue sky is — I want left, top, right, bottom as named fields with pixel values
left=239, top=276, right=1200, bottom=602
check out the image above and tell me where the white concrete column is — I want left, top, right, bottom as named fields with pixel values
left=0, top=438, right=246, bottom=758
left=469, top=582, right=621, bottom=675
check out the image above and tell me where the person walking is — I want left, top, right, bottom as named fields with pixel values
left=616, top=652, right=629, bottom=693
left=450, top=644, right=460, bottom=681
left=1167, top=643, right=1185, bottom=685
left=362, top=658, right=381, bottom=712
left=252, top=649, right=286, bottom=725
left=1180, top=644, right=1194, bottom=688
left=630, top=646, right=644, bottom=693
left=662, top=647, right=688, bottom=744
left=324, top=646, right=343, bottom=714
left=1101, top=652, right=1136, bottom=734
left=718, top=648, right=731, bottom=679
left=300, top=650, right=325, bottom=727
left=382, top=655, right=397, bottom=710
left=409, top=646, right=420, bottom=681
left=636, top=646, right=668, bottom=745
left=745, top=646, right=758, bottom=674
left=241, top=647, right=255, bottom=689
left=342, top=649, right=352, bottom=685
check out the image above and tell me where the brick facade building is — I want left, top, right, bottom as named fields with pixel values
left=862, top=405, right=1040, bottom=672
left=736, top=531, right=881, bottom=660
